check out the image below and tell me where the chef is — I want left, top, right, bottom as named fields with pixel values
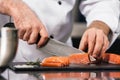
left=0, top=0, right=119, bottom=62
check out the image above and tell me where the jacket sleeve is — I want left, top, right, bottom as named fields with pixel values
left=79, top=0, right=120, bottom=47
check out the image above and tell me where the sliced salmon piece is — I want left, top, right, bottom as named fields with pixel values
left=69, top=53, right=90, bottom=64
left=41, top=53, right=91, bottom=67
left=41, top=56, right=69, bottom=67
left=102, top=53, right=120, bottom=64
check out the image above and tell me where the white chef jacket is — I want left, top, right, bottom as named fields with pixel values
left=0, top=0, right=119, bottom=62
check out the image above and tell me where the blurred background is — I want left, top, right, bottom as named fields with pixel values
left=71, top=0, right=120, bottom=53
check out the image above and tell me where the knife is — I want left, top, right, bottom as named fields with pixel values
left=37, top=37, right=85, bottom=56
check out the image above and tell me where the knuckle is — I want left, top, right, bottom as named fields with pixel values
left=94, top=47, right=100, bottom=55
left=89, top=38, right=94, bottom=43
left=98, top=35, right=104, bottom=42
left=98, top=29, right=104, bottom=34
left=33, top=23, right=41, bottom=29
left=23, top=38, right=27, bottom=41
left=23, top=36, right=28, bottom=41
left=44, top=35, right=48, bottom=39
left=42, top=36, right=48, bottom=41
left=42, top=33, right=49, bottom=39
left=90, top=28, right=96, bottom=32
left=97, top=38, right=103, bottom=43
left=105, top=36, right=109, bottom=43
left=102, top=47, right=106, bottom=52
left=27, top=26, right=32, bottom=30
left=100, top=39, right=103, bottom=43
left=28, top=40, right=34, bottom=44
left=28, top=37, right=37, bottom=44
left=92, top=28, right=96, bottom=31
left=83, top=40, right=88, bottom=44
left=18, top=34, right=23, bottom=39
left=88, top=49, right=93, bottom=54
left=18, top=33, right=24, bottom=39
left=20, top=28, right=26, bottom=32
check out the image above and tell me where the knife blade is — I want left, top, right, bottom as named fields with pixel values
left=37, top=38, right=85, bottom=56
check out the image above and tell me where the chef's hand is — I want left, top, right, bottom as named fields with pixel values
left=6, top=0, right=48, bottom=47
left=79, top=21, right=110, bottom=60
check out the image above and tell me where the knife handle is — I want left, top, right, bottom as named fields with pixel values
left=36, top=35, right=55, bottom=48
left=36, top=35, right=54, bottom=44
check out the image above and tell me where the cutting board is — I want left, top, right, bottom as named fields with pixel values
left=9, top=62, right=120, bottom=72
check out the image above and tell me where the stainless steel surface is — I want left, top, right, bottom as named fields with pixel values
left=0, top=27, right=18, bottom=67
left=37, top=38, right=85, bottom=56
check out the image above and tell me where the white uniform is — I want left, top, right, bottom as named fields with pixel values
left=0, top=0, right=119, bottom=62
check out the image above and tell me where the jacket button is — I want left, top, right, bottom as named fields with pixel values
left=58, top=1, right=62, bottom=5
left=50, top=35, right=54, bottom=39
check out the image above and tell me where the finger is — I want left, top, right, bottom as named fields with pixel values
left=18, top=28, right=26, bottom=39
left=28, top=29, right=38, bottom=44
left=37, top=27, right=48, bottom=47
left=23, top=29, right=32, bottom=41
left=101, top=35, right=109, bottom=54
left=88, top=31, right=96, bottom=55
left=79, top=32, right=88, bottom=51
left=92, top=30, right=104, bottom=58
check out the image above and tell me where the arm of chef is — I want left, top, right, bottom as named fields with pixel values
left=79, top=0, right=120, bottom=48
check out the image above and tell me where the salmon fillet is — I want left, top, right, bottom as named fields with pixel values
left=41, top=53, right=120, bottom=67
left=41, top=53, right=90, bottom=67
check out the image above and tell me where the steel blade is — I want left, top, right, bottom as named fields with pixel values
left=37, top=38, right=85, bottom=56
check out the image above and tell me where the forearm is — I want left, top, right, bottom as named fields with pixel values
left=0, top=0, right=27, bottom=17
left=0, top=0, right=17, bottom=15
